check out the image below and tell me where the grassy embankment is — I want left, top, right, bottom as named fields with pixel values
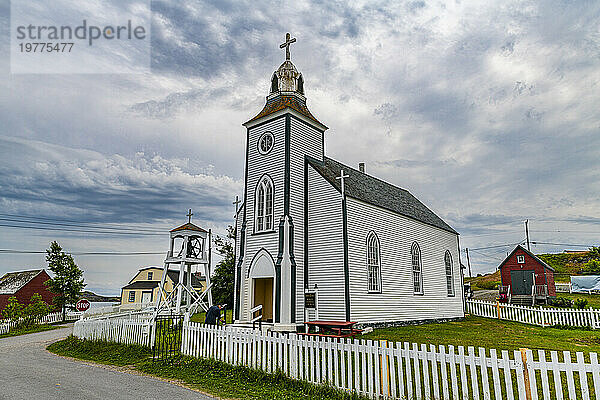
left=48, top=336, right=367, bottom=400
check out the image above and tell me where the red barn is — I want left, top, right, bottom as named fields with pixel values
left=498, top=245, right=556, bottom=305
left=0, top=269, right=58, bottom=312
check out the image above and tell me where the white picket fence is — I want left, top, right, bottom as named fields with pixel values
left=73, top=317, right=152, bottom=346
left=181, top=323, right=600, bottom=400
left=70, top=316, right=600, bottom=399
left=0, top=311, right=79, bottom=334
left=467, top=300, right=600, bottom=329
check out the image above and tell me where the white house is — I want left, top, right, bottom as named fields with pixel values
left=233, top=34, right=464, bottom=331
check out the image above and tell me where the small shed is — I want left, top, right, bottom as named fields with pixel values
left=498, top=245, right=556, bottom=302
left=0, top=269, right=57, bottom=311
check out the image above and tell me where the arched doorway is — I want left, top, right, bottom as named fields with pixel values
left=249, top=249, right=275, bottom=322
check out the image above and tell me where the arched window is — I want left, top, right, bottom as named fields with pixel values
left=445, top=251, right=454, bottom=296
left=366, top=232, right=381, bottom=292
left=255, top=176, right=274, bottom=232
left=411, top=242, right=423, bottom=294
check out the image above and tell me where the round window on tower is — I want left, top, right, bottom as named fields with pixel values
left=258, top=132, right=274, bottom=155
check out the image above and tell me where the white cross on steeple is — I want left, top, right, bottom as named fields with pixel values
left=279, top=32, right=296, bottom=61
left=336, top=169, right=350, bottom=197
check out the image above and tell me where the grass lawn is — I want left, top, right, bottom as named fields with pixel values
left=0, top=324, right=59, bottom=339
left=190, top=308, right=234, bottom=324
left=48, top=336, right=366, bottom=400
left=361, top=315, right=600, bottom=354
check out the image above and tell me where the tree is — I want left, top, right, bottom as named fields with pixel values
left=22, top=293, right=51, bottom=328
left=45, top=241, right=85, bottom=321
left=589, top=246, right=600, bottom=260
left=211, top=225, right=235, bottom=308
left=2, top=296, right=23, bottom=321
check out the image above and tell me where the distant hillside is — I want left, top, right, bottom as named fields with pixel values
left=537, top=250, right=596, bottom=283
left=465, top=270, right=501, bottom=290
left=79, top=291, right=120, bottom=302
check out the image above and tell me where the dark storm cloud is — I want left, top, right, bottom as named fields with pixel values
left=0, top=136, right=241, bottom=225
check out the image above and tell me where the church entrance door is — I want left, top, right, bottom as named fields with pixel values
left=253, top=278, right=274, bottom=322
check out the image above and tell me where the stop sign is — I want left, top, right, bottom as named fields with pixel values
left=76, top=299, right=91, bottom=312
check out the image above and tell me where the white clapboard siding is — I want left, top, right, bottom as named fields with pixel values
left=467, top=299, right=600, bottom=329
left=345, top=197, right=464, bottom=323
left=306, top=163, right=346, bottom=321
left=180, top=322, right=600, bottom=400
left=238, top=118, right=286, bottom=319
left=289, top=117, right=325, bottom=322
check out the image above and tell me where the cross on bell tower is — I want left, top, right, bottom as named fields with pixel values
left=280, top=32, right=296, bottom=60
left=186, top=208, right=193, bottom=223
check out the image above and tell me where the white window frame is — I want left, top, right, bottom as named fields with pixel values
left=445, top=250, right=455, bottom=296
left=366, top=231, right=382, bottom=293
left=258, top=131, right=274, bottom=155
left=255, top=175, right=274, bottom=232
left=411, top=242, right=423, bottom=294
left=517, top=255, right=525, bottom=264
left=128, top=291, right=135, bottom=302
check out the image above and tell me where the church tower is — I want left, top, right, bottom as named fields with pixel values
left=234, top=33, right=327, bottom=330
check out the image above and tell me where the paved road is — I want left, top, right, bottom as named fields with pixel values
left=0, top=325, right=212, bottom=400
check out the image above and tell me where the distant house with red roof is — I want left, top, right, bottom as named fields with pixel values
left=0, top=269, right=58, bottom=312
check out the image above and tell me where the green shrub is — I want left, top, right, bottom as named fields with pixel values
left=550, top=297, right=573, bottom=308
left=2, top=296, right=23, bottom=321
left=574, top=298, right=589, bottom=309
left=583, top=259, right=600, bottom=274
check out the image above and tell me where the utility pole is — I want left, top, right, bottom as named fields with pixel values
left=524, top=219, right=531, bottom=251
left=466, top=248, right=472, bottom=277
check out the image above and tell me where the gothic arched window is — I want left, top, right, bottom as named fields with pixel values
left=255, top=176, right=274, bottom=232
left=366, top=232, right=381, bottom=292
left=445, top=250, right=454, bottom=296
left=411, top=242, right=423, bottom=294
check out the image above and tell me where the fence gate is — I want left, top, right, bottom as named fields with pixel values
left=153, top=314, right=184, bottom=361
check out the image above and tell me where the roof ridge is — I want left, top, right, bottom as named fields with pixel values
left=323, top=156, right=412, bottom=194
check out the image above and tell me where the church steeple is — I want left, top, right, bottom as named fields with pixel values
left=244, top=33, right=326, bottom=130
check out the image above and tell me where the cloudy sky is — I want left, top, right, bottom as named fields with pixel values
left=1, top=0, right=599, bottom=295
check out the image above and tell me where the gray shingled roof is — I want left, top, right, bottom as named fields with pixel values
left=122, top=281, right=159, bottom=290
left=307, top=156, right=458, bottom=234
left=0, top=269, right=44, bottom=295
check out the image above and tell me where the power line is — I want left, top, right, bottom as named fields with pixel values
left=0, top=217, right=165, bottom=233
left=0, top=212, right=172, bottom=231
left=532, top=241, right=596, bottom=248
left=0, top=249, right=165, bottom=255
left=468, top=242, right=521, bottom=251
left=0, top=223, right=165, bottom=236
left=469, top=249, right=505, bottom=262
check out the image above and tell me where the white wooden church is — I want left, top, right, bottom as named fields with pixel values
left=233, top=34, right=464, bottom=331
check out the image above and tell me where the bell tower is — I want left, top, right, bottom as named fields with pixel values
left=154, top=209, right=213, bottom=318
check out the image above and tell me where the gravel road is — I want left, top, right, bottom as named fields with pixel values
left=0, top=325, right=213, bottom=400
